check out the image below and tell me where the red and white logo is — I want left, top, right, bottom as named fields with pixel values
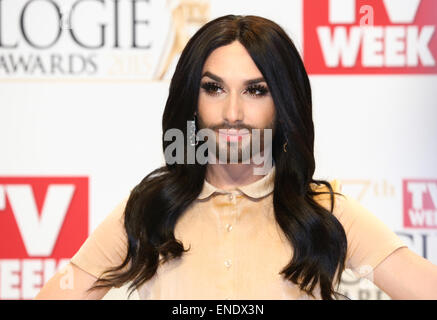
left=403, top=179, right=437, bottom=229
left=304, top=0, right=437, bottom=74
left=0, top=177, right=88, bottom=299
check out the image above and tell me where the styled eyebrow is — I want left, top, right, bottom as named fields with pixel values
left=201, top=71, right=266, bottom=85
left=202, top=71, right=223, bottom=83
left=244, top=77, right=266, bottom=85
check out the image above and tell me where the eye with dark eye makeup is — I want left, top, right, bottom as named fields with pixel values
left=245, top=84, right=269, bottom=97
left=200, top=81, right=224, bottom=96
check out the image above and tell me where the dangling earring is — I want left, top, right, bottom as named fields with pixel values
left=189, top=114, right=198, bottom=146
left=279, top=121, right=288, bottom=153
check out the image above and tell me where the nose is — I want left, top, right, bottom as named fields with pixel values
left=223, top=90, right=243, bottom=125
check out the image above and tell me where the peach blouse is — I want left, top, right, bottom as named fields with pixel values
left=70, top=166, right=406, bottom=299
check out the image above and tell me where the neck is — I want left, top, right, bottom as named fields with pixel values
left=205, top=162, right=268, bottom=190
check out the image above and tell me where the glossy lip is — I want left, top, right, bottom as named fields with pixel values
left=218, top=130, right=250, bottom=142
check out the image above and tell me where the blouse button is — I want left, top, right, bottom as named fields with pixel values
left=225, top=223, right=233, bottom=232
left=228, top=194, right=234, bottom=201
left=224, top=259, right=232, bottom=268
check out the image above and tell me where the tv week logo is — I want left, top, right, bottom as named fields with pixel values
left=304, top=0, right=437, bottom=74
left=403, top=179, right=437, bottom=229
left=0, top=177, right=88, bottom=299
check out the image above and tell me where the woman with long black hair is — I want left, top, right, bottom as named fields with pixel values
left=36, top=15, right=437, bottom=300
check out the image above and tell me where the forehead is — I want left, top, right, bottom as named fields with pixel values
left=201, top=41, right=264, bottom=79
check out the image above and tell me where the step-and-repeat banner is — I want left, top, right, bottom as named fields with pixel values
left=0, top=0, right=436, bottom=300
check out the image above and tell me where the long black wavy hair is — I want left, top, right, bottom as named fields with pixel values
left=90, top=15, right=348, bottom=300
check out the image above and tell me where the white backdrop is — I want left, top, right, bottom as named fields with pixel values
left=0, top=0, right=436, bottom=300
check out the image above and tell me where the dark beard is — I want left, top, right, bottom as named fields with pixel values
left=196, top=115, right=275, bottom=164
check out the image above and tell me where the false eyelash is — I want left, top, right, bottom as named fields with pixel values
left=246, top=84, right=269, bottom=96
left=200, top=81, right=270, bottom=97
left=200, top=82, right=224, bottom=95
